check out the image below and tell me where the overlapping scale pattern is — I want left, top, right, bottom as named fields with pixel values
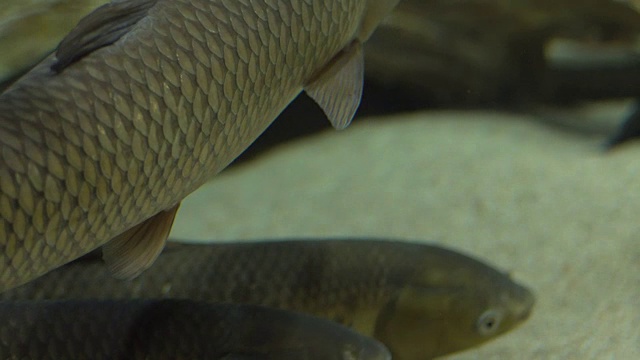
left=0, top=0, right=366, bottom=290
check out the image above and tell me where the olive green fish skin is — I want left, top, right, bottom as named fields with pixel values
left=0, top=0, right=395, bottom=291
left=3, top=239, right=535, bottom=359
left=0, top=299, right=391, bottom=360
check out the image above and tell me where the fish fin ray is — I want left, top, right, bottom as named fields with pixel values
left=51, top=0, right=158, bottom=72
left=358, top=0, right=401, bottom=41
left=102, top=202, right=180, bottom=279
left=304, top=41, right=364, bottom=130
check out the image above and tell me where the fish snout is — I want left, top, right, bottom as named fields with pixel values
left=511, top=284, right=536, bottom=322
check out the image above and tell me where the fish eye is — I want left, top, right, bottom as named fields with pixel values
left=476, top=309, right=503, bottom=336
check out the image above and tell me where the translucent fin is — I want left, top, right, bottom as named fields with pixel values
left=51, top=0, right=158, bottom=73
left=304, top=41, right=364, bottom=130
left=102, top=203, right=180, bottom=279
left=358, top=0, right=401, bottom=41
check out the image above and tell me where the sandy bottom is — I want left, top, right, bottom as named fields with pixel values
left=171, top=109, right=639, bottom=359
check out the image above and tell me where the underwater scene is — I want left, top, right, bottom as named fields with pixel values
left=0, top=0, right=638, bottom=359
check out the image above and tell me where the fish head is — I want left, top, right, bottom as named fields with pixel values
left=289, top=329, right=392, bottom=360
left=339, top=336, right=393, bottom=360
left=235, top=304, right=392, bottom=360
left=374, top=247, right=535, bottom=359
left=301, top=317, right=392, bottom=360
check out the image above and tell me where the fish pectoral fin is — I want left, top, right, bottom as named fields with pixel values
left=102, top=203, right=180, bottom=280
left=51, top=0, right=158, bottom=73
left=304, top=41, right=364, bottom=130
left=358, top=0, right=401, bottom=41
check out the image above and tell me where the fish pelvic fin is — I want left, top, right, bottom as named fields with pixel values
left=304, top=41, right=364, bottom=130
left=51, top=0, right=158, bottom=73
left=102, top=202, right=180, bottom=280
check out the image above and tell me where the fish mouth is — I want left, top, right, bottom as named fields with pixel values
left=512, top=285, right=536, bottom=321
left=517, top=303, right=533, bottom=321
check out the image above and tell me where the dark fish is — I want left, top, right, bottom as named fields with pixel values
left=3, top=239, right=535, bottom=359
left=0, top=299, right=391, bottom=359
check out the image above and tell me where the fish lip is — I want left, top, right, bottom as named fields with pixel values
left=513, top=286, right=536, bottom=322
left=516, top=303, right=533, bottom=322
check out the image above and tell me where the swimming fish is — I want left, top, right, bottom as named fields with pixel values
left=3, top=239, right=536, bottom=359
left=0, top=0, right=400, bottom=291
left=0, top=299, right=391, bottom=360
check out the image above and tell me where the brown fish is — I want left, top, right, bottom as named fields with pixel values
left=3, top=239, right=535, bottom=359
left=0, top=299, right=391, bottom=359
left=0, top=0, right=400, bottom=291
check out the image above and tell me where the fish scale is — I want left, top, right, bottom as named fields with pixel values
left=0, top=300, right=391, bottom=359
left=2, top=239, right=535, bottom=359
left=0, top=0, right=385, bottom=291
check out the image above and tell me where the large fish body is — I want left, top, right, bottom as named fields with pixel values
left=0, top=0, right=399, bottom=291
left=0, top=299, right=391, bottom=360
left=3, top=239, right=536, bottom=359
